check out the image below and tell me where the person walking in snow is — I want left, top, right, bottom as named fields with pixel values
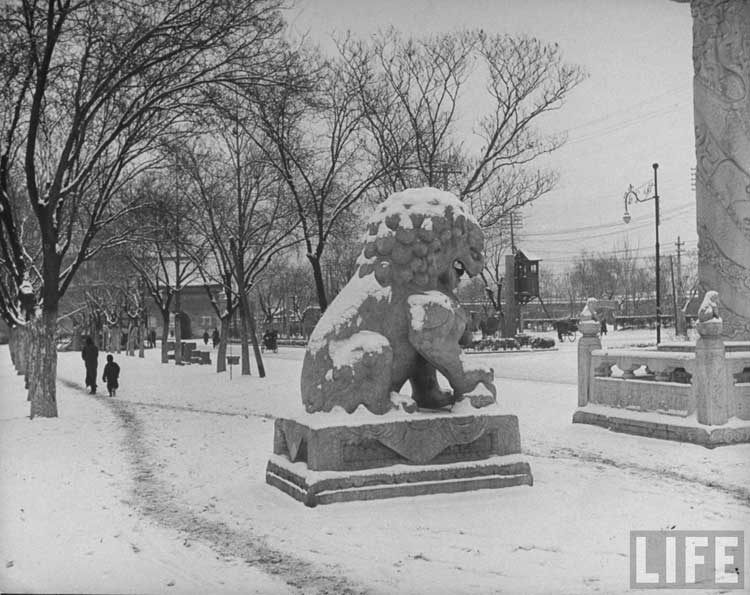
left=203, top=329, right=210, bottom=345
left=212, top=327, right=220, bottom=348
left=102, top=354, right=121, bottom=397
left=81, top=336, right=99, bottom=394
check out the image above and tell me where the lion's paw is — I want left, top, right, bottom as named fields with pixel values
left=462, top=383, right=496, bottom=409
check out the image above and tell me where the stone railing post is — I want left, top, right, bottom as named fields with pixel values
left=578, top=318, right=601, bottom=407
left=694, top=317, right=730, bottom=425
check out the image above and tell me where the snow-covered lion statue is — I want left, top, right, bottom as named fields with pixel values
left=301, top=188, right=496, bottom=415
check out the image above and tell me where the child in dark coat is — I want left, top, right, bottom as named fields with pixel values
left=102, top=354, right=121, bottom=397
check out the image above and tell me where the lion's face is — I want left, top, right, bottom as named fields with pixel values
left=356, top=188, right=485, bottom=294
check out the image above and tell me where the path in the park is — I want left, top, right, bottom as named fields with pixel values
left=56, top=375, right=367, bottom=595
left=4, top=338, right=748, bottom=594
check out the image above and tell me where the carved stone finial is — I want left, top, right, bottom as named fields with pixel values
left=697, top=290, right=720, bottom=322
left=696, top=290, right=723, bottom=338
left=579, top=297, right=598, bottom=321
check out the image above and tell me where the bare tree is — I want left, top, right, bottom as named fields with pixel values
left=248, top=40, right=386, bottom=311
left=0, top=0, right=283, bottom=416
left=358, top=29, right=586, bottom=225
left=180, top=98, right=302, bottom=376
left=127, top=172, right=203, bottom=365
left=254, top=259, right=316, bottom=337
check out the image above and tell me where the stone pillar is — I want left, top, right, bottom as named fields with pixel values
left=502, top=255, right=518, bottom=338
left=689, top=0, right=750, bottom=340
left=577, top=319, right=601, bottom=407
left=694, top=318, right=730, bottom=425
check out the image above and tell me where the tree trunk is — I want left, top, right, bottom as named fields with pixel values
left=216, top=315, right=229, bottom=373
left=308, top=254, right=329, bottom=313
left=675, top=308, right=688, bottom=338
left=126, top=321, right=135, bottom=356
left=28, top=309, right=59, bottom=419
left=71, top=321, right=82, bottom=352
left=174, top=294, right=183, bottom=365
left=115, top=320, right=122, bottom=354
left=9, top=325, right=27, bottom=375
left=160, top=311, right=170, bottom=364
left=248, top=301, right=265, bottom=378
left=237, top=291, right=251, bottom=376
left=8, top=326, right=17, bottom=370
left=138, top=318, right=145, bottom=358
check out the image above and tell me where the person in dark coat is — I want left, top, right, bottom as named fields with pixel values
left=212, top=328, right=220, bottom=348
left=81, top=336, right=99, bottom=394
left=102, top=354, right=121, bottom=397
left=203, top=330, right=210, bottom=345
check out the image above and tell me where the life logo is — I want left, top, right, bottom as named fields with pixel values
left=630, top=531, right=744, bottom=589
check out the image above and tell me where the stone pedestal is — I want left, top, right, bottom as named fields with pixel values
left=577, top=319, right=601, bottom=407
left=694, top=319, right=730, bottom=425
left=266, top=404, right=532, bottom=506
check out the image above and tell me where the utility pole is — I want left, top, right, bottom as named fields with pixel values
left=675, top=236, right=684, bottom=301
left=653, top=163, right=661, bottom=345
left=622, top=162, right=661, bottom=343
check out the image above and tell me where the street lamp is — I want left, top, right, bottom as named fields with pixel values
left=623, top=163, right=661, bottom=344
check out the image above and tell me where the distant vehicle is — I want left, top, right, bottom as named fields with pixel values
left=554, top=319, right=578, bottom=342
left=261, top=330, right=278, bottom=353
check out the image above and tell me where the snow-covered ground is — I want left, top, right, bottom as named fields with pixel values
left=1, top=330, right=748, bottom=594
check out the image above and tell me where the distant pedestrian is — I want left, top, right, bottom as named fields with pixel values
left=81, top=336, right=99, bottom=394
left=148, top=328, right=157, bottom=348
left=212, top=328, right=220, bottom=348
left=203, top=330, right=210, bottom=345
left=102, top=354, right=121, bottom=397
left=600, top=318, right=608, bottom=335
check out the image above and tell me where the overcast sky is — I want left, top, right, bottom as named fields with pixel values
left=288, top=0, right=696, bottom=269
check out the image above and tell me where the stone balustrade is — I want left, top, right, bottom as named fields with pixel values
left=574, top=308, right=750, bottom=446
left=587, top=350, right=697, bottom=417
left=591, top=350, right=695, bottom=382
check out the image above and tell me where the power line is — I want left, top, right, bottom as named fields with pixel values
left=563, top=100, right=691, bottom=147
left=520, top=243, right=698, bottom=261
left=517, top=204, right=694, bottom=240
left=560, top=82, right=691, bottom=137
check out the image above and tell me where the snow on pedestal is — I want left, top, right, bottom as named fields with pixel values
left=267, top=187, right=532, bottom=505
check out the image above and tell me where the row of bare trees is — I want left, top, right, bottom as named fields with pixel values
left=0, top=0, right=585, bottom=418
left=0, top=0, right=286, bottom=417
left=539, top=245, right=700, bottom=335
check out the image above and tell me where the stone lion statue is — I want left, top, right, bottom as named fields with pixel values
left=301, top=188, right=496, bottom=415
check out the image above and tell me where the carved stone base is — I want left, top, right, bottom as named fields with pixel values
left=266, top=406, right=533, bottom=505
left=266, top=453, right=532, bottom=507
left=573, top=404, right=750, bottom=448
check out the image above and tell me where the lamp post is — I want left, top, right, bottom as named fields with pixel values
left=623, top=163, right=661, bottom=344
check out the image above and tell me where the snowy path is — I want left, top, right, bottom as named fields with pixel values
left=2, top=336, right=749, bottom=594
left=85, top=387, right=365, bottom=594
left=0, top=354, right=295, bottom=594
